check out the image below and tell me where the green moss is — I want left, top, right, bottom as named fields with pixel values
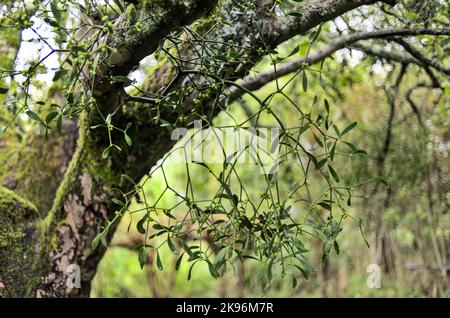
left=41, top=110, right=120, bottom=231
left=4, top=132, right=66, bottom=213
left=1, top=88, right=73, bottom=214
left=41, top=113, right=88, bottom=231
left=0, top=186, right=40, bottom=297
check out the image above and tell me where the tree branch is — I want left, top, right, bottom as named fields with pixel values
left=348, top=43, right=418, bottom=64
left=229, top=27, right=450, bottom=101
left=392, top=38, right=449, bottom=83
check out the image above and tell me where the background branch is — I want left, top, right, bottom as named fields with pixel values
left=229, top=27, right=450, bottom=101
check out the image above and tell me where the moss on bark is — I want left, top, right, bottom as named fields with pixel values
left=0, top=186, right=40, bottom=297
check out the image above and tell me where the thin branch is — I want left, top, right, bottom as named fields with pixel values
left=125, top=95, right=158, bottom=104
left=348, top=43, right=418, bottom=64
left=405, top=82, right=440, bottom=126
left=392, top=37, right=449, bottom=79
left=380, top=64, right=407, bottom=163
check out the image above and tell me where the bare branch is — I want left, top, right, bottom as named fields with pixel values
left=348, top=43, right=418, bottom=64
left=380, top=64, right=407, bottom=162
left=405, top=82, right=441, bottom=126
left=392, top=38, right=450, bottom=77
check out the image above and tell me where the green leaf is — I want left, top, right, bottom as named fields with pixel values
left=313, top=134, right=323, bottom=148
left=45, top=111, right=59, bottom=124
left=333, top=240, right=340, bottom=255
left=92, top=232, right=103, bottom=250
left=160, top=119, right=171, bottom=127
left=214, top=247, right=229, bottom=267
left=328, top=165, right=339, bottom=182
left=275, top=45, right=299, bottom=62
left=192, top=161, right=210, bottom=171
left=207, top=260, right=220, bottom=279
left=112, top=198, right=125, bottom=207
left=156, top=251, right=163, bottom=270
left=187, top=261, right=199, bottom=281
left=302, top=71, right=308, bottom=92
left=318, top=202, right=331, bottom=210
left=26, top=110, right=41, bottom=122
left=294, top=265, right=310, bottom=280
left=101, top=234, right=108, bottom=248
left=288, top=12, right=303, bottom=18
left=180, top=240, right=193, bottom=257
left=340, top=122, right=358, bottom=137
left=343, top=141, right=357, bottom=151
left=354, top=149, right=368, bottom=155
left=136, top=215, right=147, bottom=234
left=319, top=76, right=327, bottom=90
left=50, top=1, right=62, bottom=24
left=435, top=15, right=450, bottom=25
left=110, top=75, right=133, bottom=86
left=0, top=87, right=8, bottom=94
left=292, top=276, right=298, bottom=289
left=322, top=241, right=332, bottom=260
left=329, top=141, right=337, bottom=161
left=317, top=158, right=327, bottom=169
left=167, top=237, right=178, bottom=254
left=305, top=151, right=319, bottom=169
left=324, top=99, right=330, bottom=114
left=358, top=218, right=370, bottom=248
left=175, top=254, right=184, bottom=271
left=44, top=17, right=60, bottom=28
left=152, top=223, right=165, bottom=230
left=138, top=247, right=147, bottom=269
left=52, top=69, right=67, bottom=81
left=56, top=115, right=63, bottom=133
left=124, top=133, right=132, bottom=146
left=333, top=124, right=340, bottom=136
left=102, top=147, right=110, bottom=159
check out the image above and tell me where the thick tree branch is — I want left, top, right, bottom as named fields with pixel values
left=90, top=0, right=218, bottom=111
left=265, top=0, right=399, bottom=46
left=229, top=27, right=450, bottom=101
